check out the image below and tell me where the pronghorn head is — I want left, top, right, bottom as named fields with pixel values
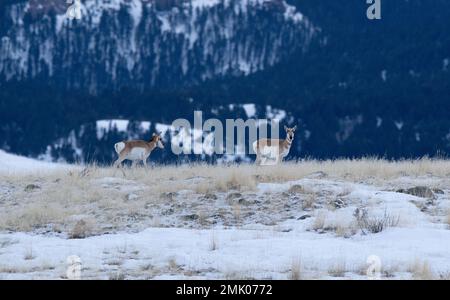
left=284, top=125, right=297, bottom=142
left=152, top=133, right=165, bottom=149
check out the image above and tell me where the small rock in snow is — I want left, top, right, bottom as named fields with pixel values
left=226, top=192, right=242, bottom=202
left=203, top=193, right=217, bottom=200
left=432, top=188, right=444, bottom=195
left=306, top=171, right=328, bottom=179
left=182, top=214, right=199, bottom=221
left=288, top=184, right=304, bottom=194
left=396, top=186, right=435, bottom=199
left=160, top=192, right=177, bottom=201
left=127, top=193, right=139, bottom=201
left=24, top=184, right=41, bottom=192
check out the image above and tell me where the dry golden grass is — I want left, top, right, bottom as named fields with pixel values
left=1, top=158, right=449, bottom=234
left=310, top=210, right=358, bottom=237
left=289, top=258, right=302, bottom=280
left=327, top=259, right=347, bottom=277
left=335, top=221, right=358, bottom=238
left=2, top=157, right=450, bottom=192
left=232, top=204, right=242, bottom=224
left=69, top=218, right=97, bottom=239
left=23, top=245, right=35, bottom=260
left=311, top=211, right=327, bottom=231
left=18, top=157, right=445, bottom=183
left=408, top=259, right=435, bottom=280
left=302, top=193, right=317, bottom=210
left=209, top=231, right=218, bottom=251
left=446, top=210, right=450, bottom=228
left=0, top=202, right=69, bottom=231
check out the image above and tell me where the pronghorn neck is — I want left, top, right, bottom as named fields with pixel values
left=147, top=139, right=158, bottom=149
left=284, top=135, right=293, bottom=147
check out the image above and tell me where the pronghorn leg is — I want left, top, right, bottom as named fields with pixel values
left=261, top=152, right=270, bottom=165
left=275, top=156, right=281, bottom=165
left=113, top=157, right=127, bottom=177
left=113, top=157, right=125, bottom=168
left=114, top=151, right=131, bottom=176
left=132, top=160, right=139, bottom=168
left=143, top=157, right=148, bottom=168
left=255, top=154, right=261, bottom=166
left=113, top=149, right=130, bottom=169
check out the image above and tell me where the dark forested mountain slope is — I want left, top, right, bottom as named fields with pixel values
left=0, top=0, right=314, bottom=92
left=0, top=0, right=449, bottom=163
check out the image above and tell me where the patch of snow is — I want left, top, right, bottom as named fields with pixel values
left=157, top=14, right=171, bottom=32
left=242, top=103, right=256, bottom=118
left=155, top=123, right=174, bottom=137
left=140, top=121, right=151, bottom=132
left=415, top=132, right=421, bottom=142
left=283, top=3, right=304, bottom=23
left=381, top=70, right=387, bottom=82
left=1, top=220, right=450, bottom=279
left=395, top=121, right=404, bottom=131
left=304, top=130, right=311, bottom=140
left=96, top=119, right=130, bottom=139
left=266, top=105, right=287, bottom=121
left=376, top=116, right=383, bottom=128
left=336, top=115, right=363, bottom=143
left=190, top=0, right=221, bottom=9
left=0, top=150, right=70, bottom=173
left=238, top=60, right=251, bottom=75
left=443, top=58, right=449, bottom=71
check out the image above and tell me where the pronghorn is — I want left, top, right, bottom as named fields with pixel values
left=113, top=133, right=164, bottom=168
left=253, top=125, right=297, bottom=165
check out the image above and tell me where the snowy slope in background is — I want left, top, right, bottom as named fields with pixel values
left=42, top=103, right=291, bottom=163
left=0, top=0, right=315, bottom=92
left=0, top=150, right=67, bottom=172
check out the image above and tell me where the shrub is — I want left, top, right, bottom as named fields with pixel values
left=354, top=208, right=399, bottom=234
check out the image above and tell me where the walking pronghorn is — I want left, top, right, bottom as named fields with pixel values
left=253, top=125, right=296, bottom=165
left=113, top=133, right=164, bottom=168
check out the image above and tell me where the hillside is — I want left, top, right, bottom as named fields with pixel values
left=1, top=160, right=450, bottom=279
left=0, top=150, right=67, bottom=172
left=0, top=0, right=449, bottom=162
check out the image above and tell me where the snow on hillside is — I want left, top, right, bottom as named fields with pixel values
left=96, top=119, right=151, bottom=139
left=1, top=0, right=315, bottom=91
left=1, top=220, right=450, bottom=280
left=0, top=150, right=68, bottom=173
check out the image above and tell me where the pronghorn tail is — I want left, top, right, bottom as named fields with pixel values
left=252, top=140, right=259, bottom=154
left=114, top=142, right=126, bottom=154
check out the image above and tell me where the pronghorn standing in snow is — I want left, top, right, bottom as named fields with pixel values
left=113, top=133, right=164, bottom=168
left=253, top=125, right=296, bottom=165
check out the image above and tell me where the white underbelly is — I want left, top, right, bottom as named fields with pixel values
left=280, top=148, right=290, bottom=158
left=259, top=146, right=290, bottom=158
left=125, top=147, right=148, bottom=160
left=260, top=146, right=280, bottom=157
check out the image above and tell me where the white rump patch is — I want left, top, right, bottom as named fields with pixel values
left=114, top=142, right=126, bottom=154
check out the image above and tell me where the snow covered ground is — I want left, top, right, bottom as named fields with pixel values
left=0, top=152, right=449, bottom=279
left=0, top=150, right=70, bottom=174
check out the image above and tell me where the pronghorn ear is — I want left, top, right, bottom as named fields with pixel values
left=284, top=125, right=288, bottom=131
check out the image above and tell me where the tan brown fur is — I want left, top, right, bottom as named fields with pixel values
left=254, top=126, right=296, bottom=165
left=113, top=133, right=164, bottom=168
